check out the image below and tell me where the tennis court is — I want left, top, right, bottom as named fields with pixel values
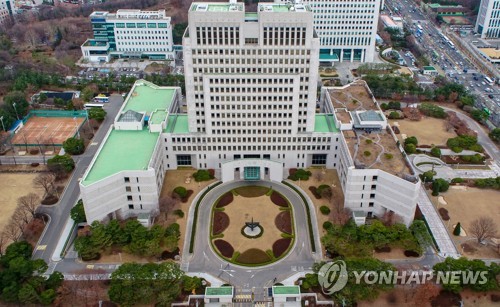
left=11, top=116, right=85, bottom=146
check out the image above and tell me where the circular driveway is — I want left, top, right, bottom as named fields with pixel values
left=181, top=180, right=322, bottom=288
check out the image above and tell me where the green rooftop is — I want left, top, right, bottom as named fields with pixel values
left=123, top=82, right=176, bottom=114
left=259, top=3, right=311, bottom=12
left=205, top=286, right=233, bottom=296
left=165, top=114, right=189, bottom=134
left=314, top=114, right=339, bottom=133
left=81, top=129, right=159, bottom=186
left=150, top=110, right=168, bottom=125
left=273, top=286, right=300, bottom=295
left=191, top=3, right=243, bottom=12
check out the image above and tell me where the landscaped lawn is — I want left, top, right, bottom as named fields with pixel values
left=211, top=186, right=294, bottom=265
left=159, top=169, right=216, bottom=252
left=390, top=117, right=457, bottom=146
left=436, top=187, right=500, bottom=259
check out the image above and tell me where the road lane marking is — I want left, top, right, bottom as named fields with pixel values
left=36, top=245, right=47, bottom=251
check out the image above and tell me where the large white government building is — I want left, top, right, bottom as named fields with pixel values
left=475, top=0, right=500, bottom=38
left=81, top=9, right=174, bottom=62
left=80, top=1, right=419, bottom=226
left=274, top=0, right=381, bottom=63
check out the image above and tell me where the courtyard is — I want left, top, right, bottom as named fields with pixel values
left=390, top=117, right=457, bottom=146
left=211, top=185, right=295, bottom=266
left=434, top=187, right=499, bottom=259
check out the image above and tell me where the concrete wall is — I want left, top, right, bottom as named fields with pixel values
left=80, top=169, right=159, bottom=223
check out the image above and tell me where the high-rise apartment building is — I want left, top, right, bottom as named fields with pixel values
left=475, top=0, right=500, bottom=38
left=275, top=0, right=381, bottom=63
left=0, top=0, right=13, bottom=25
left=81, top=9, right=174, bottom=62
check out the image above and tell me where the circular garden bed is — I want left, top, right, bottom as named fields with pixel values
left=210, top=185, right=295, bottom=266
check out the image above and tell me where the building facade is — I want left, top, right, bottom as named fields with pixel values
left=80, top=1, right=418, bottom=226
left=0, top=0, right=13, bottom=25
left=81, top=9, right=174, bottom=62
left=476, top=0, right=500, bottom=38
left=274, top=0, right=381, bottom=63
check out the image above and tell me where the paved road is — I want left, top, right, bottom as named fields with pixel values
left=181, top=180, right=322, bottom=288
left=441, top=106, right=500, bottom=163
left=32, top=95, right=124, bottom=263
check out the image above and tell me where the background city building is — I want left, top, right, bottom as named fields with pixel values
left=81, top=9, right=174, bottom=62
left=475, top=0, right=500, bottom=38
left=274, top=0, right=381, bottom=63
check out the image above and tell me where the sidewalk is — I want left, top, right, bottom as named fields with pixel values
left=417, top=185, right=460, bottom=259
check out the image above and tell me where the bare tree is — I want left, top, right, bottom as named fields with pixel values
left=33, top=173, right=56, bottom=196
left=56, top=268, right=108, bottom=307
left=381, top=211, right=404, bottom=226
left=3, top=222, right=19, bottom=242
left=159, top=195, right=179, bottom=214
left=314, top=170, right=324, bottom=182
left=12, top=207, right=30, bottom=235
left=470, top=217, right=498, bottom=243
left=18, top=193, right=41, bottom=218
left=0, top=231, right=7, bottom=255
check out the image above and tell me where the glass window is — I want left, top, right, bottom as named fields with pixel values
left=126, top=23, right=136, bottom=28
left=147, top=23, right=157, bottom=28
left=137, top=23, right=146, bottom=28
left=158, top=23, right=168, bottom=28
left=312, top=154, right=327, bottom=165
left=115, top=23, right=125, bottom=28
left=177, top=155, right=192, bottom=166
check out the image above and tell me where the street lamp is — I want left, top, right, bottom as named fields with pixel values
left=12, top=103, right=19, bottom=121
left=0, top=116, right=5, bottom=131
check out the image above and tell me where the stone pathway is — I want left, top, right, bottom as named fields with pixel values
left=417, top=185, right=460, bottom=259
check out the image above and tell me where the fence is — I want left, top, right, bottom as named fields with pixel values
left=23, top=110, right=87, bottom=124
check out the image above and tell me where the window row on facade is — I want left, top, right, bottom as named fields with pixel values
left=168, top=144, right=332, bottom=152
left=192, top=48, right=311, bottom=56
left=167, top=136, right=335, bottom=144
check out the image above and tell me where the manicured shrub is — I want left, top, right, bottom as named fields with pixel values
left=173, top=209, right=184, bottom=218
left=271, top=191, right=288, bottom=207
left=433, top=178, right=450, bottom=192
left=365, top=139, right=373, bottom=144
left=404, top=143, right=417, bottom=154
left=309, top=186, right=321, bottom=199
left=173, top=186, right=187, bottom=198
left=453, top=223, right=461, bottom=236
left=384, top=153, right=393, bottom=159
left=288, top=168, right=312, bottom=181
left=275, top=211, right=292, bottom=234
left=193, top=169, right=213, bottom=182
left=214, top=239, right=234, bottom=258
left=236, top=248, right=271, bottom=264
left=272, top=238, right=292, bottom=258
left=404, top=136, right=418, bottom=146
left=375, top=246, right=391, bottom=253
left=31, top=162, right=39, bottom=167
left=29, top=149, right=39, bottom=155
left=212, top=211, right=230, bottom=235
left=363, top=150, right=371, bottom=156
left=320, top=206, right=331, bottom=215
left=451, top=177, right=463, bottom=184
left=438, top=208, right=450, bottom=221
left=404, top=250, right=420, bottom=257
left=388, top=111, right=399, bottom=119
left=431, top=147, right=441, bottom=157
left=216, top=192, right=234, bottom=208
left=63, top=137, right=85, bottom=155
left=323, top=221, right=334, bottom=231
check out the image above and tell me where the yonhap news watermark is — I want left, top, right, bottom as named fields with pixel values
left=318, top=260, right=489, bottom=295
